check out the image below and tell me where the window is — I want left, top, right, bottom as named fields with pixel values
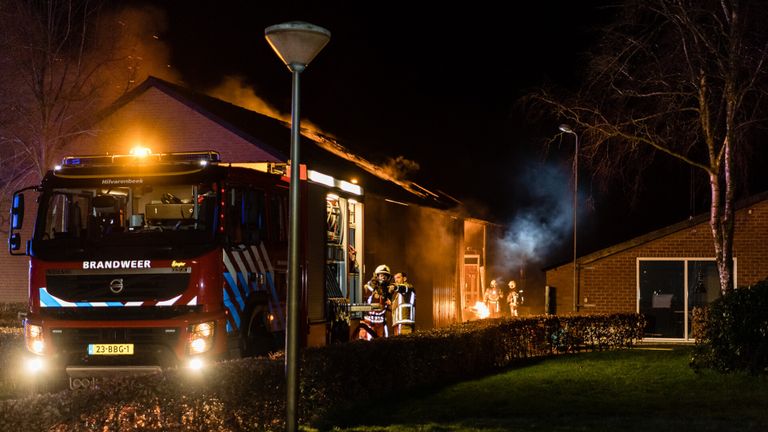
left=638, top=258, right=727, bottom=339
left=639, top=261, right=684, bottom=338
left=229, top=187, right=266, bottom=245
left=35, top=182, right=216, bottom=245
left=269, top=192, right=288, bottom=242
left=44, top=192, right=90, bottom=239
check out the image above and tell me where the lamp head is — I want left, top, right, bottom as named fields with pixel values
left=265, top=21, right=331, bottom=72
left=559, top=124, right=574, bottom=134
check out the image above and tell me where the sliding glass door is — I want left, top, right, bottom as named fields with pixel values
left=638, top=259, right=723, bottom=340
left=686, top=261, right=721, bottom=337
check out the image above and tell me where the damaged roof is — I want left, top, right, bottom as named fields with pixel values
left=102, top=76, right=462, bottom=211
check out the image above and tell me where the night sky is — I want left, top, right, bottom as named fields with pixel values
left=127, top=0, right=719, bottom=265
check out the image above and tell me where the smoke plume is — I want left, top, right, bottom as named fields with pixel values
left=206, top=75, right=330, bottom=134
left=207, top=76, right=287, bottom=122
left=97, top=4, right=179, bottom=102
left=499, top=162, right=576, bottom=269
left=381, top=155, right=420, bottom=180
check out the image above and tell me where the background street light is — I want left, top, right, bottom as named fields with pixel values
left=265, top=21, right=330, bottom=432
left=559, top=124, right=579, bottom=313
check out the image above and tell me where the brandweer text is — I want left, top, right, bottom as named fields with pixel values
left=83, top=260, right=151, bottom=269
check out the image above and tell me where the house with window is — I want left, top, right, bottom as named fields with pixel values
left=545, top=192, right=768, bottom=340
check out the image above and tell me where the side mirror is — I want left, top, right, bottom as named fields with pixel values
left=11, top=193, right=24, bottom=230
left=9, top=186, right=39, bottom=256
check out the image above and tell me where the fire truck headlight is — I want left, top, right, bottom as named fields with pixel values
left=187, top=357, right=204, bottom=371
left=187, top=321, right=215, bottom=354
left=25, top=323, right=45, bottom=355
left=24, top=356, right=45, bottom=374
left=190, top=337, right=207, bottom=353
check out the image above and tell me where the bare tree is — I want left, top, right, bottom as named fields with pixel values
left=532, top=0, right=768, bottom=295
left=0, top=0, right=167, bottom=233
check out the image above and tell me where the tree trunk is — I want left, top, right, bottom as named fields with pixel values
left=709, top=141, right=735, bottom=296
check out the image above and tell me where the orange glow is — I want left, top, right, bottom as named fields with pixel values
left=473, top=301, right=490, bottom=319
left=129, top=146, right=153, bottom=157
left=208, top=76, right=288, bottom=122
left=301, top=130, right=434, bottom=199
left=201, top=78, right=435, bottom=200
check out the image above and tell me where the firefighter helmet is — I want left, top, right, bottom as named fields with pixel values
left=374, top=264, right=391, bottom=275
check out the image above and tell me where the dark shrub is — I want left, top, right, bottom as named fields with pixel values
left=0, top=303, right=25, bottom=328
left=691, top=280, right=768, bottom=374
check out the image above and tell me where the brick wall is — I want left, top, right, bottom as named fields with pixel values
left=546, top=199, right=768, bottom=315
left=2, top=245, right=30, bottom=303
left=68, top=88, right=282, bottom=162
left=546, top=265, right=575, bottom=314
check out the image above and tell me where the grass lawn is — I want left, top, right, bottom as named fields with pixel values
left=317, top=345, right=768, bottom=432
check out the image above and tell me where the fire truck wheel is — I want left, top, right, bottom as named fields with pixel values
left=329, top=319, right=350, bottom=343
left=243, top=308, right=274, bottom=357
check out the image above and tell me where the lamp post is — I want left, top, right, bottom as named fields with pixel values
left=265, top=21, right=330, bottom=432
left=559, top=124, right=579, bottom=313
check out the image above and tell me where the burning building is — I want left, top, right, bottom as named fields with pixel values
left=2, top=76, right=506, bottom=341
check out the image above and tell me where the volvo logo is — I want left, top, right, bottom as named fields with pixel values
left=109, top=278, right=125, bottom=294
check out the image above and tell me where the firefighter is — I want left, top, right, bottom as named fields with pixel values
left=507, top=279, right=524, bottom=317
left=484, top=279, right=503, bottom=318
left=358, top=264, right=392, bottom=340
left=391, top=272, right=415, bottom=335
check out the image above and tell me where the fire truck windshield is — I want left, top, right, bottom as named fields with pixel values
left=34, top=181, right=217, bottom=250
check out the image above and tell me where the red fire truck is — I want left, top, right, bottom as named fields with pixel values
left=9, top=150, right=365, bottom=389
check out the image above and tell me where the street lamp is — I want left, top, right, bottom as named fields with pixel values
left=265, top=21, right=330, bottom=432
left=559, top=124, right=579, bottom=313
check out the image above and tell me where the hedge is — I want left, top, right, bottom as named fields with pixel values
left=691, top=280, right=768, bottom=374
left=0, top=312, right=644, bottom=431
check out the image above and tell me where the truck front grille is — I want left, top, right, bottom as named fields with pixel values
left=49, top=327, right=182, bottom=368
left=46, top=272, right=191, bottom=303
left=41, top=305, right=200, bottom=321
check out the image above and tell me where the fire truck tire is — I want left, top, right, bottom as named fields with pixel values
left=329, top=319, right=350, bottom=343
left=242, top=307, right=274, bottom=357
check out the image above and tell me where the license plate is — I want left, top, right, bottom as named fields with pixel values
left=87, top=343, right=134, bottom=355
